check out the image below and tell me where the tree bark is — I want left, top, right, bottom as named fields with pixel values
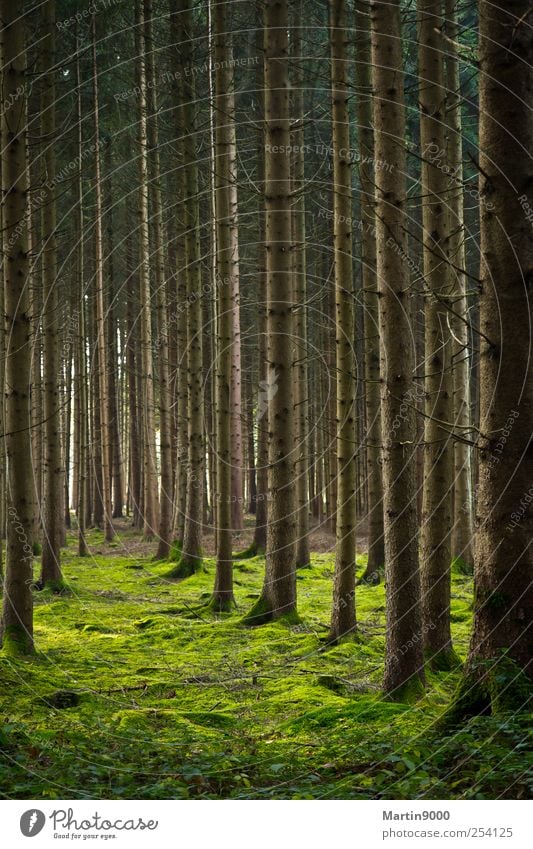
left=445, top=0, right=533, bottom=722
left=418, top=0, right=457, bottom=670
left=445, top=0, right=474, bottom=573
left=292, top=0, right=311, bottom=570
left=245, top=0, right=297, bottom=624
left=135, top=0, right=159, bottom=541
left=40, top=0, right=65, bottom=585
left=371, top=0, right=425, bottom=700
left=329, top=0, right=357, bottom=641
left=0, top=0, right=36, bottom=652
left=91, top=11, right=114, bottom=544
left=144, top=0, right=173, bottom=560
left=355, top=0, right=384, bottom=583
left=211, top=0, right=235, bottom=608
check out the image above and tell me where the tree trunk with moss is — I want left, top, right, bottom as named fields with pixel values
left=329, top=0, right=357, bottom=642
left=355, top=0, right=384, bottom=584
left=445, top=0, right=533, bottom=723
left=245, top=0, right=297, bottom=624
left=40, top=0, right=65, bottom=586
left=0, top=0, right=36, bottom=653
left=418, top=0, right=456, bottom=670
left=371, top=0, right=425, bottom=700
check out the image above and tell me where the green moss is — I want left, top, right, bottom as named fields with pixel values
left=452, top=555, right=472, bottom=576
left=425, top=646, right=463, bottom=672
left=241, top=594, right=272, bottom=626
left=41, top=579, right=70, bottom=595
left=1, top=625, right=34, bottom=657
left=163, top=555, right=203, bottom=580
left=384, top=674, right=426, bottom=704
left=232, top=542, right=264, bottom=559
left=440, top=655, right=533, bottom=729
left=0, top=524, right=528, bottom=800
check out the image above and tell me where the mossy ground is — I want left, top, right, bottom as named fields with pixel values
left=0, top=523, right=530, bottom=799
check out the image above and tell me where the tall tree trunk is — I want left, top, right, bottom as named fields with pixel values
left=176, top=0, right=205, bottom=577
left=227, top=64, right=244, bottom=532
left=446, top=0, right=474, bottom=573
left=135, top=0, right=159, bottom=541
left=210, top=0, right=234, bottom=608
left=144, top=0, right=173, bottom=560
left=329, top=0, right=357, bottom=642
left=75, top=33, right=88, bottom=557
left=418, top=0, right=456, bottom=670
left=245, top=0, right=297, bottom=624
left=252, top=21, right=268, bottom=556
left=103, top=143, right=124, bottom=521
left=292, top=0, right=311, bottom=569
left=91, top=12, right=114, bottom=543
left=356, top=0, right=384, bottom=583
left=40, top=0, right=65, bottom=586
left=0, top=0, right=36, bottom=653
left=445, top=0, right=533, bottom=722
left=169, top=6, right=188, bottom=548
left=371, top=0, right=425, bottom=700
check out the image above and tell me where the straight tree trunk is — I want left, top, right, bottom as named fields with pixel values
left=445, top=0, right=533, bottom=722
left=144, top=0, right=173, bottom=560
left=355, top=0, right=384, bottom=583
left=245, top=0, right=297, bottom=624
left=252, top=21, right=268, bottom=556
left=75, top=63, right=89, bottom=558
left=0, top=0, right=36, bottom=653
left=169, top=7, right=189, bottom=548
left=210, top=0, right=234, bottom=608
left=418, top=0, right=457, bottom=669
left=135, top=0, right=159, bottom=541
left=292, top=0, right=311, bottom=570
left=445, top=0, right=474, bottom=573
left=175, top=0, right=205, bottom=577
left=371, top=0, right=425, bottom=700
left=91, top=12, right=114, bottom=543
left=40, top=0, right=65, bottom=586
left=329, top=0, right=357, bottom=642
left=103, top=143, right=124, bottom=520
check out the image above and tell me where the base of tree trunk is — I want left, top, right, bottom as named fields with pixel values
left=206, top=593, right=236, bottom=614
left=155, top=539, right=171, bottom=561
left=1, top=624, right=34, bottom=656
left=242, top=594, right=299, bottom=627
left=233, top=542, right=265, bottom=560
left=37, top=577, right=69, bottom=594
left=295, top=556, right=312, bottom=569
left=163, top=554, right=203, bottom=581
left=356, top=564, right=382, bottom=586
left=425, top=646, right=462, bottom=672
left=324, top=628, right=358, bottom=647
left=438, top=658, right=532, bottom=729
left=383, top=673, right=426, bottom=704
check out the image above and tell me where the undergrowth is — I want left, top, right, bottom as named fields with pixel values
left=0, top=528, right=530, bottom=799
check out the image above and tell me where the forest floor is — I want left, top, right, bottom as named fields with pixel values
left=0, top=520, right=531, bottom=800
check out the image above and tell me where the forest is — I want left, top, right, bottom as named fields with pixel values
left=0, top=0, right=531, bottom=802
